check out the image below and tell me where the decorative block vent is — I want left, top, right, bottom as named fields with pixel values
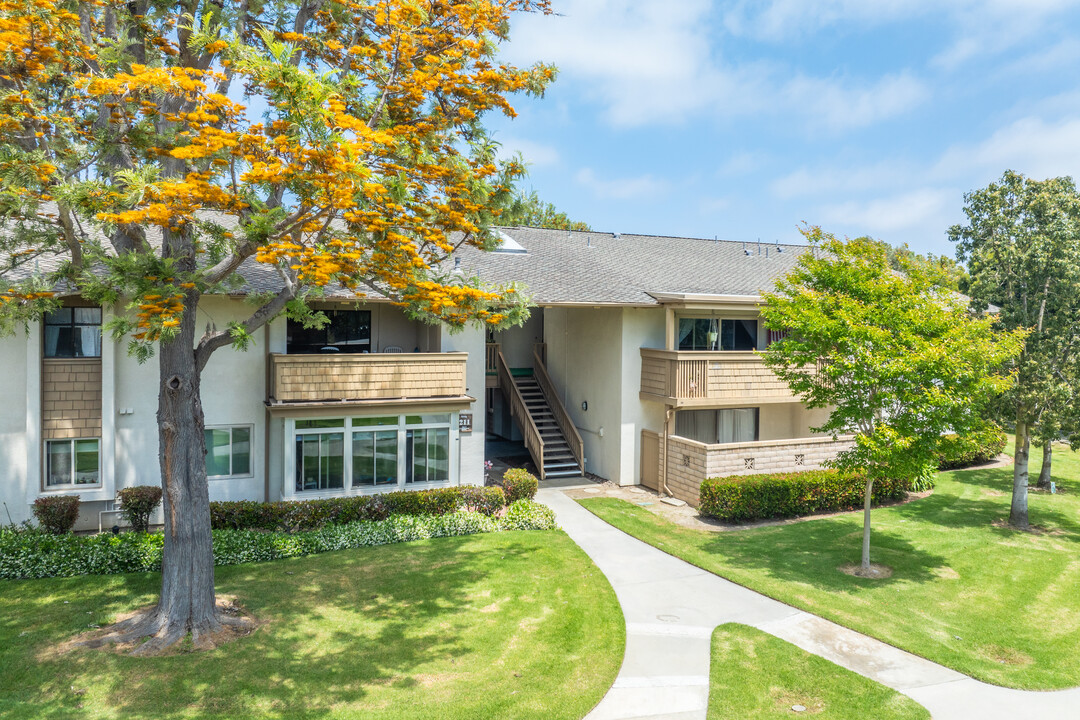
left=682, top=454, right=692, bottom=468
left=794, top=454, right=805, bottom=466
left=743, top=457, right=755, bottom=470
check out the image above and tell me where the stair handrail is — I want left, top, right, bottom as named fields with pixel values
left=532, top=347, right=585, bottom=474
left=496, top=349, right=546, bottom=480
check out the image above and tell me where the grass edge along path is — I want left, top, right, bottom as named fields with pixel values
left=578, top=462, right=1080, bottom=690
left=0, top=530, right=624, bottom=720
left=707, top=623, right=930, bottom=719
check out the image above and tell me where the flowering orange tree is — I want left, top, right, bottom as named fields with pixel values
left=0, top=0, right=552, bottom=651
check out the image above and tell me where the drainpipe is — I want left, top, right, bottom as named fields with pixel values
left=660, top=407, right=674, bottom=497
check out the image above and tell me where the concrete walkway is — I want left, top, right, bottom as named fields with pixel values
left=537, top=487, right=1080, bottom=720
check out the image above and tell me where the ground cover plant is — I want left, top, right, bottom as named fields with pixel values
left=580, top=446, right=1080, bottom=689
left=2, top=501, right=556, bottom=580
left=707, top=624, right=929, bottom=720
left=0, top=531, right=623, bottom=720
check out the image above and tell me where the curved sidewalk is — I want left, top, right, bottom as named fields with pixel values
left=537, top=487, right=1080, bottom=720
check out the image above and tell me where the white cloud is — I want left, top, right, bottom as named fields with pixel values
left=722, top=0, right=932, bottom=40
left=574, top=168, right=669, bottom=200
left=714, top=152, right=764, bottom=177
left=504, top=0, right=723, bottom=126
left=493, top=136, right=561, bottom=167
left=771, top=161, right=909, bottom=199
left=723, top=0, right=1080, bottom=42
left=697, top=196, right=732, bottom=215
left=502, top=0, right=928, bottom=130
left=782, top=73, right=929, bottom=131
left=819, top=188, right=956, bottom=236
left=934, top=116, right=1080, bottom=181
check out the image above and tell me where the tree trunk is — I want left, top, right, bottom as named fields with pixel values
left=861, top=477, right=874, bottom=571
left=1010, top=418, right=1031, bottom=530
left=86, top=291, right=246, bottom=653
left=148, top=298, right=219, bottom=650
left=1037, top=442, right=1052, bottom=489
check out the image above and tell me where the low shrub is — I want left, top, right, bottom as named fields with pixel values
left=502, top=468, right=539, bottom=502
left=937, top=425, right=1007, bottom=470
left=0, top=501, right=559, bottom=580
left=908, top=464, right=937, bottom=493
left=31, top=496, right=80, bottom=535
left=209, top=485, right=505, bottom=532
left=698, top=470, right=908, bottom=522
left=500, top=499, right=557, bottom=531
left=460, top=486, right=506, bottom=516
left=116, top=486, right=163, bottom=533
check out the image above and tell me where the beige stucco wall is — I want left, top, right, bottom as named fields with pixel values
left=113, top=295, right=269, bottom=511
left=620, top=308, right=666, bottom=484
left=440, top=323, right=485, bottom=487
left=545, top=306, right=625, bottom=481
left=0, top=329, right=29, bottom=523
left=492, top=311, right=544, bottom=370
left=542, top=306, right=665, bottom=485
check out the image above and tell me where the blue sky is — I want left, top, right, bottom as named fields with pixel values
left=487, top=0, right=1080, bottom=256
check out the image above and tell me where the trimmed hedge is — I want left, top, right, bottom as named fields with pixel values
left=116, top=486, right=163, bottom=533
left=699, top=470, right=908, bottom=522
left=0, top=500, right=558, bottom=580
left=501, top=468, right=539, bottom=503
left=937, top=426, right=1007, bottom=470
left=209, top=485, right=507, bottom=532
left=31, top=496, right=80, bottom=535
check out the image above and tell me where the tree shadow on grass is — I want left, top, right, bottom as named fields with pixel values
left=895, top=469, right=1080, bottom=540
left=693, top=516, right=948, bottom=593
left=0, top=534, right=569, bottom=720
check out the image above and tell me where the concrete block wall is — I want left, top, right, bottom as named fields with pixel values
left=660, top=435, right=855, bottom=507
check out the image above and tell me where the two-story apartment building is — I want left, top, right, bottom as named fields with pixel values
left=0, top=227, right=849, bottom=529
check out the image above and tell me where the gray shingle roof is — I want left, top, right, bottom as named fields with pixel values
left=457, top=227, right=809, bottom=306
left=4, top=215, right=810, bottom=305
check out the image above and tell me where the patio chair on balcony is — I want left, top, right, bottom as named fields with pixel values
left=382, top=345, right=403, bottom=353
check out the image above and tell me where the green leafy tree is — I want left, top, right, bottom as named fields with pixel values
left=499, top=188, right=590, bottom=231
left=762, top=227, right=1024, bottom=573
left=862, top=238, right=969, bottom=293
left=950, top=170, right=1080, bottom=527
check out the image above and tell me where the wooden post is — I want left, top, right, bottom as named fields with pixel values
left=660, top=407, right=674, bottom=497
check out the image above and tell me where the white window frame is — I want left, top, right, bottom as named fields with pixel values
left=43, top=437, right=102, bottom=490
left=283, top=412, right=460, bottom=499
left=204, top=424, right=255, bottom=480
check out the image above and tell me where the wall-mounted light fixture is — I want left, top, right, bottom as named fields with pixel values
left=581, top=401, right=588, bottom=412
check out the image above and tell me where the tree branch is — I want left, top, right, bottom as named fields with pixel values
left=194, top=277, right=296, bottom=372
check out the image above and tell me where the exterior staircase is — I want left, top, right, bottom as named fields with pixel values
left=493, top=345, right=585, bottom=481
left=513, top=375, right=583, bottom=479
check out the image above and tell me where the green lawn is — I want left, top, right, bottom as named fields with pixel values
left=580, top=447, right=1080, bottom=689
left=707, top=624, right=929, bottom=720
left=0, top=530, right=623, bottom=719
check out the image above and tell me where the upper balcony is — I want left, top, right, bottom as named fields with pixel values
left=639, top=348, right=795, bottom=407
left=268, top=352, right=469, bottom=408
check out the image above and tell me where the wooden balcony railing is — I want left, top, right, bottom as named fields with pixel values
left=640, top=348, right=794, bottom=406
left=485, top=343, right=500, bottom=388
left=269, top=352, right=468, bottom=404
